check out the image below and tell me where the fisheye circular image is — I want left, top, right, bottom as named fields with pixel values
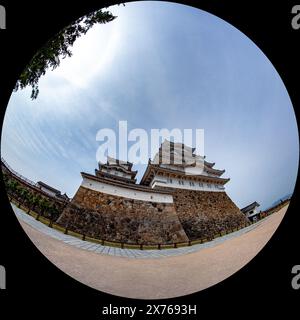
left=1, top=1, right=298, bottom=299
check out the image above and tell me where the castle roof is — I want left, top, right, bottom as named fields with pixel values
left=140, top=163, right=230, bottom=186
left=98, top=164, right=137, bottom=176
left=97, top=156, right=137, bottom=183
left=153, top=140, right=204, bottom=167
left=144, top=140, right=226, bottom=182
left=37, top=181, right=61, bottom=195
left=204, top=166, right=225, bottom=177
left=105, top=156, right=134, bottom=170
left=95, top=169, right=137, bottom=184
left=37, top=181, right=70, bottom=200
left=158, top=140, right=196, bottom=153
left=241, top=201, right=260, bottom=213
left=204, top=160, right=215, bottom=168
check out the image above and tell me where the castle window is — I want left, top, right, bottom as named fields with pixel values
left=207, top=183, right=211, bottom=188
left=189, top=181, right=194, bottom=186
left=199, top=182, right=203, bottom=187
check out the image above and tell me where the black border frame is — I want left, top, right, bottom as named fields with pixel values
left=0, top=0, right=299, bottom=317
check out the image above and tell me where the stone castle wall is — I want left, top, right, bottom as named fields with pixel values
left=2, top=159, right=250, bottom=245
left=57, top=186, right=189, bottom=244
left=171, top=189, right=249, bottom=240
left=57, top=185, right=249, bottom=244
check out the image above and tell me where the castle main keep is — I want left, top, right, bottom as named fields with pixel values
left=57, top=141, right=248, bottom=244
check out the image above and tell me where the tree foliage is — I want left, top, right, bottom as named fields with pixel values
left=3, top=172, right=64, bottom=220
left=14, top=9, right=116, bottom=99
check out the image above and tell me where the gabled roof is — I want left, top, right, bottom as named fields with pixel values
left=106, top=156, right=133, bottom=170
left=241, top=201, right=260, bottom=213
left=97, top=156, right=138, bottom=183
left=204, top=166, right=225, bottom=177
left=140, top=163, right=230, bottom=186
left=153, top=140, right=207, bottom=168
left=95, top=170, right=137, bottom=184
left=160, top=140, right=195, bottom=152
left=204, top=160, right=215, bottom=168
left=37, top=181, right=61, bottom=195
left=98, top=164, right=137, bottom=176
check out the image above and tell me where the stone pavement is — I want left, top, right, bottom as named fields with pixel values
left=14, top=204, right=288, bottom=299
left=13, top=202, right=269, bottom=259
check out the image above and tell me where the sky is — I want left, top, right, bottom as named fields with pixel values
left=1, top=1, right=299, bottom=209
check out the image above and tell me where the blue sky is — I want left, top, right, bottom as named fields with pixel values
left=1, top=1, right=298, bottom=209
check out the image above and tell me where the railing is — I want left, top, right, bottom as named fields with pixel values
left=2, top=158, right=70, bottom=203
left=1, top=157, right=38, bottom=188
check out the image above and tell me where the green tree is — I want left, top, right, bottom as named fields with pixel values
left=18, top=187, right=30, bottom=206
left=36, top=197, right=47, bottom=220
left=48, top=203, right=59, bottom=221
left=6, top=178, right=18, bottom=195
left=26, top=192, right=36, bottom=212
left=34, top=195, right=42, bottom=214
left=14, top=8, right=116, bottom=99
left=30, top=194, right=39, bottom=212
left=39, top=197, right=48, bottom=215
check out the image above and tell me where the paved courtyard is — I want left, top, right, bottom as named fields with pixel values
left=13, top=203, right=288, bottom=299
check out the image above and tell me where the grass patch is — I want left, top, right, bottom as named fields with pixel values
left=52, top=224, right=65, bottom=233
left=101, top=240, right=123, bottom=248
left=67, top=230, right=82, bottom=239
left=174, top=242, right=188, bottom=248
left=143, top=245, right=159, bottom=250
left=160, top=244, right=174, bottom=249
left=38, top=216, right=50, bottom=225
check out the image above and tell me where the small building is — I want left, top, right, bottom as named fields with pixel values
left=95, top=156, right=138, bottom=184
left=36, top=181, right=69, bottom=201
left=241, top=201, right=260, bottom=222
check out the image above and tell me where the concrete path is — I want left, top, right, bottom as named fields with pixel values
left=13, top=203, right=272, bottom=259
left=13, top=203, right=288, bottom=299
